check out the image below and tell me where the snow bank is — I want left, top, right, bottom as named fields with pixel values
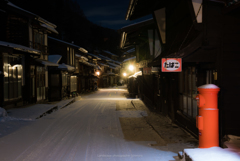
left=0, top=107, right=7, bottom=117
left=184, top=147, right=240, bottom=161
left=0, top=107, right=33, bottom=122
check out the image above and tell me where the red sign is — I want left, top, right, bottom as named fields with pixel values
left=161, top=58, right=182, bottom=72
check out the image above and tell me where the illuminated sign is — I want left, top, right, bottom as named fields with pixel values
left=161, top=58, right=182, bottom=72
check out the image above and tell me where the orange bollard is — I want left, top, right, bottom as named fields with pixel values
left=195, top=84, right=220, bottom=148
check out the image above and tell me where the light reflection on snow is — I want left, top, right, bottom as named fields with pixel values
left=98, top=89, right=127, bottom=91
left=80, top=98, right=140, bottom=100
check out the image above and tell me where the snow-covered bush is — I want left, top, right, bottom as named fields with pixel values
left=0, top=107, right=7, bottom=117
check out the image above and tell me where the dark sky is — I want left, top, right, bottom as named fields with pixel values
left=77, top=0, right=152, bottom=30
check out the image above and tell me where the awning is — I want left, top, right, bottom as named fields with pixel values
left=58, top=63, right=75, bottom=72
left=36, top=59, right=59, bottom=66
left=0, top=41, right=40, bottom=55
left=48, top=55, right=62, bottom=64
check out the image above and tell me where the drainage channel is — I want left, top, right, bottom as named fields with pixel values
left=36, top=99, right=75, bottom=119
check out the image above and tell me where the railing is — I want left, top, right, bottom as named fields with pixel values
left=29, top=41, right=48, bottom=54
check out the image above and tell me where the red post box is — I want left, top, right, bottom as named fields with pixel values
left=195, top=84, right=220, bottom=148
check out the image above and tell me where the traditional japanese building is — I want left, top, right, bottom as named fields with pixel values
left=47, top=37, right=86, bottom=101
left=0, top=0, right=58, bottom=107
left=123, top=0, right=240, bottom=145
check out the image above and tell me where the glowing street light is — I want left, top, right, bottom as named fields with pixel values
left=123, top=72, right=127, bottom=77
left=96, top=71, right=100, bottom=76
left=129, top=65, right=134, bottom=71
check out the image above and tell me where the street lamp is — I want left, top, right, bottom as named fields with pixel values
left=123, top=72, right=127, bottom=77
left=129, top=65, right=134, bottom=71
left=96, top=71, right=100, bottom=76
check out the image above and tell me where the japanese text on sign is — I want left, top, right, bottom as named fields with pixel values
left=161, top=58, right=182, bottom=72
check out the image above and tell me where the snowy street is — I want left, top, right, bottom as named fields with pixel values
left=0, top=87, right=198, bottom=161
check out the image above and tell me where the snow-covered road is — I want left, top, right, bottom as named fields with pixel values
left=0, top=88, right=181, bottom=161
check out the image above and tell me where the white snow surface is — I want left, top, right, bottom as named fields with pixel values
left=0, top=40, right=40, bottom=54
left=123, top=56, right=136, bottom=63
left=184, top=147, right=240, bottom=161
left=198, top=84, right=219, bottom=89
left=58, top=63, right=75, bottom=71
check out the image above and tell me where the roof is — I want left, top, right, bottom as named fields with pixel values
left=125, top=0, right=167, bottom=20
left=98, top=54, right=121, bottom=64
left=98, top=62, right=109, bottom=67
left=107, top=62, right=121, bottom=68
left=48, top=55, right=62, bottom=64
left=0, top=40, right=40, bottom=55
left=7, top=1, right=58, bottom=34
left=122, top=56, right=136, bottom=63
left=40, top=24, right=58, bottom=34
left=36, top=59, right=59, bottom=66
left=120, top=18, right=154, bottom=32
left=87, top=53, right=101, bottom=60
left=119, top=19, right=155, bottom=49
left=123, top=48, right=135, bottom=55
left=48, top=37, right=87, bottom=52
left=75, top=54, right=88, bottom=61
left=102, top=50, right=118, bottom=57
left=58, top=63, right=75, bottom=72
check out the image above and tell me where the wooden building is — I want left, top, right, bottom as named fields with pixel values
left=124, top=0, right=240, bottom=145
left=119, top=18, right=162, bottom=110
left=48, top=37, right=82, bottom=101
left=0, top=1, right=58, bottom=107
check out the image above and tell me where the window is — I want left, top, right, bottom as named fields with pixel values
left=62, top=73, right=68, bottom=86
left=179, top=66, right=198, bottom=119
left=70, top=76, right=77, bottom=92
left=3, top=55, right=22, bottom=101
left=67, top=47, right=75, bottom=66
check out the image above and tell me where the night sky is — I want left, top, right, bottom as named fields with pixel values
left=77, top=0, right=152, bottom=30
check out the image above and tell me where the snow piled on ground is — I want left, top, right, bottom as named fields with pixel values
left=184, top=147, right=240, bottom=161
left=0, top=107, right=33, bottom=122
left=0, top=107, right=7, bottom=117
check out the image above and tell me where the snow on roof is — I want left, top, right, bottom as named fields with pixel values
left=122, top=56, right=136, bottom=63
left=98, top=62, right=109, bottom=67
left=0, top=40, right=40, bottom=54
left=123, top=48, right=135, bottom=55
left=107, top=62, right=121, bottom=68
left=48, top=37, right=81, bottom=49
left=75, top=54, right=88, bottom=61
left=102, top=50, right=118, bottom=57
left=87, top=53, right=101, bottom=60
left=7, top=2, right=35, bottom=17
left=121, top=18, right=154, bottom=29
left=36, top=59, right=59, bottom=66
left=7, top=2, right=58, bottom=33
left=58, top=63, right=75, bottom=72
left=40, top=24, right=58, bottom=34
left=48, top=55, right=62, bottom=64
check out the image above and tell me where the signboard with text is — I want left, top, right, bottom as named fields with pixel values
left=161, top=58, right=182, bottom=72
